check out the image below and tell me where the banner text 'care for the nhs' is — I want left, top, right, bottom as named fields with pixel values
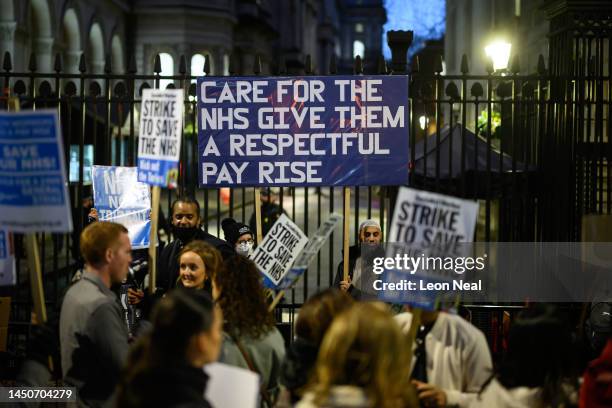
left=197, top=76, right=409, bottom=187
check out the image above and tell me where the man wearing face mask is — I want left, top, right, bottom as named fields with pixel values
left=333, top=219, right=385, bottom=300
left=221, top=218, right=255, bottom=257
left=157, top=197, right=234, bottom=293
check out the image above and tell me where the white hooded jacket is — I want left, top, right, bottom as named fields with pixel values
left=394, top=311, right=493, bottom=408
left=470, top=379, right=543, bottom=408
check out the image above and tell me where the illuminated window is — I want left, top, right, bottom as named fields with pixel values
left=191, top=54, right=206, bottom=83
left=353, top=40, right=365, bottom=59
left=159, top=52, right=174, bottom=89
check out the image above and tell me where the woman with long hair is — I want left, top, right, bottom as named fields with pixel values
left=297, top=302, right=418, bottom=408
left=176, top=240, right=223, bottom=292
left=212, top=255, right=286, bottom=408
left=116, top=288, right=223, bottom=408
left=473, top=304, right=578, bottom=407
left=280, top=289, right=354, bottom=404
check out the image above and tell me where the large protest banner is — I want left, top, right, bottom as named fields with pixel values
left=0, top=111, right=72, bottom=232
left=197, top=76, right=409, bottom=187
left=137, top=89, right=184, bottom=188
left=0, top=231, right=15, bottom=287
left=92, top=166, right=151, bottom=249
left=250, top=214, right=309, bottom=288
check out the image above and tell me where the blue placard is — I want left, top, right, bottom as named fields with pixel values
left=0, top=230, right=15, bottom=286
left=92, top=166, right=151, bottom=249
left=0, top=111, right=72, bottom=232
left=197, top=76, right=409, bottom=187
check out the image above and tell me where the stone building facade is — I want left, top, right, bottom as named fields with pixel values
left=0, top=0, right=386, bottom=76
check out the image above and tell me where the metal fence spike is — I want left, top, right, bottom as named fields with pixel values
left=460, top=54, right=469, bottom=74
left=28, top=52, right=37, bottom=72
left=154, top=54, right=161, bottom=73
left=2, top=51, right=12, bottom=71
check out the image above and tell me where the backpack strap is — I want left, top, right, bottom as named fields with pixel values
left=231, top=335, right=275, bottom=408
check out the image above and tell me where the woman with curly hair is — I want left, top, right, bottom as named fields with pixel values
left=176, top=240, right=223, bottom=293
left=296, top=302, right=418, bottom=408
left=212, top=255, right=286, bottom=408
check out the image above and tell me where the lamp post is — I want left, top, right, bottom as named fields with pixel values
left=484, top=40, right=512, bottom=73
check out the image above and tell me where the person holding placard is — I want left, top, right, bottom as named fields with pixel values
left=59, top=222, right=132, bottom=407
left=157, top=196, right=234, bottom=293
left=212, top=255, right=286, bottom=408
left=333, top=219, right=384, bottom=300
left=116, top=288, right=222, bottom=408
left=222, top=218, right=255, bottom=256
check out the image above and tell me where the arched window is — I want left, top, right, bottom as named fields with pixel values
left=353, top=40, right=365, bottom=59
left=159, top=52, right=174, bottom=89
left=190, top=53, right=206, bottom=83
left=223, top=53, right=230, bottom=76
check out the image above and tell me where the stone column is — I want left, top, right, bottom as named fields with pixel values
left=33, top=36, right=54, bottom=72
left=64, top=50, right=81, bottom=73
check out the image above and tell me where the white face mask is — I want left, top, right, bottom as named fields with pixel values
left=236, top=241, right=254, bottom=257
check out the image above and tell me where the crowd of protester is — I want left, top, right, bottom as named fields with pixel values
left=12, top=196, right=612, bottom=407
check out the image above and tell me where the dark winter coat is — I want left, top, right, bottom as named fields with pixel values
left=333, top=245, right=363, bottom=300
left=117, top=364, right=213, bottom=408
left=280, top=337, right=319, bottom=403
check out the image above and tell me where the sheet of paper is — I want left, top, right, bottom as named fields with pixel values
left=204, top=362, right=260, bottom=408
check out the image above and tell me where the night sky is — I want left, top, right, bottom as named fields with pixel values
left=383, top=0, right=445, bottom=59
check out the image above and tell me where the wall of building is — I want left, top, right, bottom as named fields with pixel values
left=0, top=0, right=385, bottom=76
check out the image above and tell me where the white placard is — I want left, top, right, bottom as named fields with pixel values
left=204, top=362, right=259, bottom=408
left=389, top=187, right=479, bottom=252
left=137, top=88, right=184, bottom=188
left=250, top=214, right=309, bottom=287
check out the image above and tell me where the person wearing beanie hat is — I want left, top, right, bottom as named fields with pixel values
left=332, top=219, right=383, bottom=300
left=222, top=218, right=255, bottom=257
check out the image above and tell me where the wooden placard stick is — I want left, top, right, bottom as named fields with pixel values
left=8, top=97, right=47, bottom=323
left=254, top=188, right=263, bottom=244
left=9, top=96, right=52, bottom=371
left=268, top=291, right=284, bottom=312
left=343, top=187, right=350, bottom=282
left=148, top=186, right=161, bottom=295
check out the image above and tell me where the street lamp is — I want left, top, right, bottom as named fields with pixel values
left=484, top=40, right=512, bottom=72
